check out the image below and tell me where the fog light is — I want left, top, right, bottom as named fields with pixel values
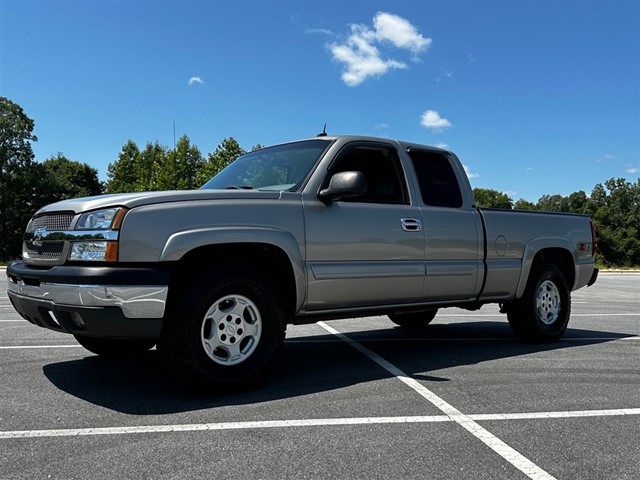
left=70, top=242, right=109, bottom=261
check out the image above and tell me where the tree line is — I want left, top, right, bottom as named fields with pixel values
left=1, top=96, right=638, bottom=267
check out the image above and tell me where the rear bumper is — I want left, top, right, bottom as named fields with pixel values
left=6, top=262, right=169, bottom=339
left=587, top=267, right=599, bottom=287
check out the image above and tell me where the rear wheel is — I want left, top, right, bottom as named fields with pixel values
left=389, top=309, right=438, bottom=328
left=158, top=265, right=286, bottom=390
left=73, top=335, right=155, bottom=357
left=507, top=262, right=571, bottom=342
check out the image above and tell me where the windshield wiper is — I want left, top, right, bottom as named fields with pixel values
left=225, top=185, right=254, bottom=190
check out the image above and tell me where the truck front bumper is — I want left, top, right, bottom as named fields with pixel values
left=6, top=262, right=170, bottom=339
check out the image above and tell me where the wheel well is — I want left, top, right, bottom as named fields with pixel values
left=531, top=248, right=575, bottom=288
left=169, top=243, right=297, bottom=318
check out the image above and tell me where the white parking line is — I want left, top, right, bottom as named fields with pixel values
left=285, top=336, right=640, bottom=344
left=471, top=408, right=640, bottom=421
left=2, top=409, right=639, bottom=440
left=434, top=313, right=637, bottom=317
left=0, top=345, right=82, bottom=350
left=0, top=416, right=452, bottom=439
left=317, top=321, right=557, bottom=480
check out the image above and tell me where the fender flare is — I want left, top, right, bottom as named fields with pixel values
left=515, top=237, right=576, bottom=298
left=160, top=226, right=306, bottom=310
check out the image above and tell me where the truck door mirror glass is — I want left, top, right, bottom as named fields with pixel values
left=318, top=171, right=367, bottom=202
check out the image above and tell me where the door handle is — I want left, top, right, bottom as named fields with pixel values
left=401, top=218, right=422, bottom=232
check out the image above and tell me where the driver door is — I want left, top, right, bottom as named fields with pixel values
left=303, top=141, right=425, bottom=311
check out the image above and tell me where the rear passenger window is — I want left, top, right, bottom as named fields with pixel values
left=408, top=150, right=463, bottom=208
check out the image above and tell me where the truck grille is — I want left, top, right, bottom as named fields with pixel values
left=24, top=242, right=65, bottom=259
left=24, top=213, right=75, bottom=263
left=28, top=213, right=75, bottom=233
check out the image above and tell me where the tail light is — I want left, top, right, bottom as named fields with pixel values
left=590, top=220, right=598, bottom=257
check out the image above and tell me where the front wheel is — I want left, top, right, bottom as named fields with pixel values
left=506, top=262, right=571, bottom=342
left=158, top=266, right=286, bottom=390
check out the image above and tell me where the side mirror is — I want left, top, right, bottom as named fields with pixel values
left=318, top=171, right=367, bottom=202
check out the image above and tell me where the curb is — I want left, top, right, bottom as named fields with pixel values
left=600, top=270, right=640, bottom=274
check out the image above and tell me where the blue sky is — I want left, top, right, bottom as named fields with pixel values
left=1, top=0, right=638, bottom=202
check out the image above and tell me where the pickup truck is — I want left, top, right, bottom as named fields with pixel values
left=7, top=135, right=599, bottom=389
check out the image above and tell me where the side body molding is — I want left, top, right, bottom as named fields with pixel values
left=160, top=226, right=307, bottom=310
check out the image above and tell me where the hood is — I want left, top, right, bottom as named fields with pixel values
left=35, top=189, right=282, bottom=215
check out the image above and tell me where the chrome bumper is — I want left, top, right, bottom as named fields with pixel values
left=7, top=277, right=168, bottom=319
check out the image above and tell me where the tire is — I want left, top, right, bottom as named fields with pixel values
left=389, top=309, right=438, bottom=328
left=73, top=335, right=155, bottom=357
left=507, top=262, right=571, bottom=342
left=157, top=265, right=286, bottom=390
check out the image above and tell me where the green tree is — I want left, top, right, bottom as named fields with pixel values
left=473, top=188, right=513, bottom=209
left=197, top=137, right=246, bottom=185
left=566, top=190, right=589, bottom=213
left=158, top=135, right=204, bottom=190
left=37, top=154, right=103, bottom=204
left=513, top=198, right=536, bottom=210
left=590, top=178, right=640, bottom=267
left=106, top=140, right=140, bottom=193
left=0, top=97, right=39, bottom=261
left=135, top=141, right=167, bottom=192
left=536, top=194, right=569, bottom=212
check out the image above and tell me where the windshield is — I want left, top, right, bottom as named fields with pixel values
left=200, top=139, right=332, bottom=191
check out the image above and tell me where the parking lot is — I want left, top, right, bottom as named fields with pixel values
left=1, top=270, right=638, bottom=479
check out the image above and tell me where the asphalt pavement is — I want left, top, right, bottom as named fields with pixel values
left=1, top=270, right=638, bottom=479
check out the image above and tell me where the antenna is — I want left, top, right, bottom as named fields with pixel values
left=173, top=121, right=176, bottom=149
left=317, top=123, right=327, bottom=137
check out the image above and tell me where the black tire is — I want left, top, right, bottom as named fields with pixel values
left=157, top=265, right=286, bottom=390
left=389, top=309, right=438, bottom=328
left=507, top=262, right=571, bottom=342
left=73, top=335, right=155, bottom=357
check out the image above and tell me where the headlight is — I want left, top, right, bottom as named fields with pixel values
left=69, top=207, right=127, bottom=261
left=76, top=208, right=126, bottom=230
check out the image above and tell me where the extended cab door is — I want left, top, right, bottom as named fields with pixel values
left=303, top=141, right=425, bottom=311
left=406, top=148, right=484, bottom=301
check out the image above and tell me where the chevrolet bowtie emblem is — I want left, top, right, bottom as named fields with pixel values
left=32, top=228, right=47, bottom=247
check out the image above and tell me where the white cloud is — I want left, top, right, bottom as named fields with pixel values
left=306, top=27, right=334, bottom=35
left=329, top=28, right=406, bottom=86
left=374, top=122, right=389, bottom=130
left=420, top=110, right=452, bottom=130
left=329, top=12, right=430, bottom=86
left=292, top=13, right=335, bottom=36
left=625, top=165, right=639, bottom=175
left=434, top=142, right=449, bottom=149
left=188, top=76, right=203, bottom=86
left=463, top=164, right=479, bottom=179
left=596, top=153, right=614, bottom=163
left=372, top=12, right=431, bottom=59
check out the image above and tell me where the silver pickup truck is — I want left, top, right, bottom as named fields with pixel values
left=7, top=135, right=598, bottom=388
